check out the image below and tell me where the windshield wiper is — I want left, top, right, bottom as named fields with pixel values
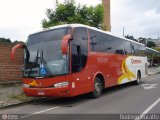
left=39, top=50, right=49, bottom=76
left=40, top=50, right=45, bottom=64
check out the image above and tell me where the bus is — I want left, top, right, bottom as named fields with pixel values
left=11, top=24, right=147, bottom=98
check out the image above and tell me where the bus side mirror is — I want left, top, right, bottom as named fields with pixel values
left=10, top=44, right=25, bottom=61
left=61, top=34, right=72, bottom=55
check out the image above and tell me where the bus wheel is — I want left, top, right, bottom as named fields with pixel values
left=135, top=72, right=141, bottom=85
left=90, top=77, right=102, bottom=98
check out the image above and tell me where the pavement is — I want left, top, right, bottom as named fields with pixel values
left=0, top=67, right=160, bottom=120
left=0, top=74, right=159, bottom=120
left=0, top=83, right=37, bottom=108
left=148, top=66, right=160, bottom=75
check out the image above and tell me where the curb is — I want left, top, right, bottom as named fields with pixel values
left=148, top=72, right=160, bottom=76
left=0, top=97, right=46, bottom=110
left=0, top=81, right=22, bottom=85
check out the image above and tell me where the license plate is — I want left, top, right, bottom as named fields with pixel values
left=37, top=91, right=45, bottom=95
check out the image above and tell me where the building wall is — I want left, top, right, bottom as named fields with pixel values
left=0, top=43, right=24, bottom=81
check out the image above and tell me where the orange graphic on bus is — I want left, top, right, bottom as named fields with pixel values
left=29, top=80, right=38, bottom=87
left=118, top=58, right=136, bottom=84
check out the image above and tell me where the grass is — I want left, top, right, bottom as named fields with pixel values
left=8, top=93, right=32, bottom=101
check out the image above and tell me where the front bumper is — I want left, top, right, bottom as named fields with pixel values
left=23, top=86, right=71, bottom=97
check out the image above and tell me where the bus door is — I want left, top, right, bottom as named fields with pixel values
left=71, top=27, right=91, bottom=95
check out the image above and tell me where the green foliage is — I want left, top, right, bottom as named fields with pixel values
left=8, top=93, right=32, bottom=101
left=139, top=37, right=146, bottom=42
left=153, top=47, right=160, bottom=52
left=125, top=35, right=138, bottom=42
left=147, top=41, right=156, bottom=48
left=42, top=0, right=104, bottom=28
left=0, top=37, right=11, bottom=43
left=13, top=40, right=25, bottom=44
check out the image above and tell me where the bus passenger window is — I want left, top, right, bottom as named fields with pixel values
left=115, top=49, right=125, bottom=55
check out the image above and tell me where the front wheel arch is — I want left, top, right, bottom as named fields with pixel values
left=89, top=77, right=103, bottom=98
left=92, top=72, right=105, bottom=89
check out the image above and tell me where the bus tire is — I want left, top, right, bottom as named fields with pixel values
left=90, top=77, right=103, bottom=98
left=134, top=71, right=141, bottom=85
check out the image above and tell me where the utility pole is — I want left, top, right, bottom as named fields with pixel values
left=102, top=0, right=111, bottom=31
left=123, top=26, right=125, bottom=37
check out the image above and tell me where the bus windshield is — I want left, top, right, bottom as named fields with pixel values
left=24, top=28, right=70, bottom=78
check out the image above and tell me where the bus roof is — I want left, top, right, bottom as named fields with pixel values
left=30, top=24, right=145, bottom=47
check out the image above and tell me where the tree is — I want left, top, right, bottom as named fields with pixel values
left=147, top=41, right=156, bottom=48
left=42, top=0, right=104, bottom=29
left=139, top=37, right=147, bottom=45
left=13, top=40, right=25, bottom=44
left=125, top=35, right=138, bottom=42
left=0, top=37, right=11, bottom=43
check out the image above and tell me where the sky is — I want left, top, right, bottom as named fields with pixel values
left=0, top=0, right=160, bottom=42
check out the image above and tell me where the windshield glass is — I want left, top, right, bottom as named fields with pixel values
left=24, top=28, right=70, bottom=78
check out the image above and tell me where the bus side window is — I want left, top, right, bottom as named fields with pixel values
left=90, top=35, right=97, bottom=51
left=89, top=30, right=114, bottom=53
left=130, top=42, right=145, bottom=56
left=113, top=38, right=129, bottom=55
left=115, top=49, right=125, bottom=55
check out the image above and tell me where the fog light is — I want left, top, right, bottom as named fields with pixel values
left=65, top=90, right=70, bottom=94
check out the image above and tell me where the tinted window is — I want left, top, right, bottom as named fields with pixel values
left=131, top=42, right=146, bottom=56
left=27, top=28, right=69, bottom=62
left=90, top=30, right=114, bottom=53
left=89, top=29, right=146, bottom=56
left=114, top=38, right=132, bottom=55
left=72, top=27, right=88, bottom=72
left=89, top=29, right=132, bottom=55
left=25, top=28, right=70, bottom=77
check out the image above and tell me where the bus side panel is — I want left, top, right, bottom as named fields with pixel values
left=70, top=67, right=93, bottom=96
left=71, top=53, right=148, bottom=97
left=118, top=56, right=147, bottom=84
left=71, top=52, right=128, bottom=97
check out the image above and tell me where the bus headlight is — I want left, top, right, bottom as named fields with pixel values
left=23, top=84, right=30, bottom=88
left=54, top=82, right=69, bottom=88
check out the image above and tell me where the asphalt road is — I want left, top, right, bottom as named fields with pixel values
left=0, top=74, right=160, bottom=120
